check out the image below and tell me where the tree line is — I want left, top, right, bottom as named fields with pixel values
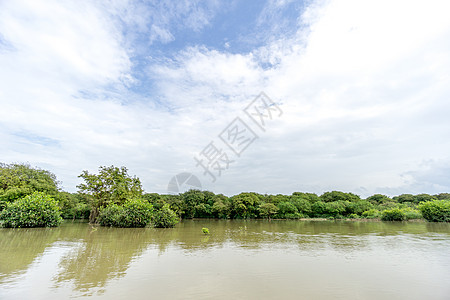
left=1, top=163, right=449, bottom=228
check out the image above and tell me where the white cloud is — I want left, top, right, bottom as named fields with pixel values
left=148, top=0, right=450, bottom=197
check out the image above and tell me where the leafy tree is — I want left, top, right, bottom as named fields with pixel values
left=320, top=191, right=360, bottom=203
left=259, top=203, right=279, bottom=220
left=152, top=204, right=179, bottom=228
left=311, top=201, right=327, bottom=217
left=292, top=192, right=320, bottom=203
left=180, top=189, right=204, bottom=218
left=230, top=192, right=260, bottom=219
left=413, top=194, right=437, bottom=204
left=211, top=194, right=230, bottom=219
left=366, top=194, right=391, bottom=204
left=0, top=163, right=59, bottom=209
left=291, top=197, right=312, bottom=217
left=276, top=201, right=299, bottom=219
left=434, top=193, right=450, bottom=200
left=77, top=166, right=143, bottom=223
left=393, top=194, right=414, bottom=203
left=0, top=192, right=62, bottom=227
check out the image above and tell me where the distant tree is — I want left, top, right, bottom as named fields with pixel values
left=366, top=194, right=391, bottom=204
left=320, top=191, right=360, bottom=203
left=434, top=193, right=450, bottom=200
left=180, top=189, right=205, bottom=218
left=393, top=194, right=414, bottom=203
left=292, top=192, right=320, bottom=203
left=413, top=194, right=437, bottom=204
left=211, top=194, right=230, bottom=219
left=276, top=201, right=299, bottom=219
left=0, top=163, right=59, bottom=209
left=231, top=192, right=260, bottom=219
left=77, top=166, right=143, bottom=223
left=259, top=203, right=279, bottom=220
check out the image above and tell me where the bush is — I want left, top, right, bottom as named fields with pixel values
left=402, top=208, right=422, bottom=220
left=419, top=200, right=450, bottom=222
left=362, top=209, right=381, bottom=219
left=381, top=208, right=406, bottom=221
left=98, top=198, right=153, bottom=227
left=152, top=204, right=179, bottom=228
left=0, top=192, right=63, bottom=228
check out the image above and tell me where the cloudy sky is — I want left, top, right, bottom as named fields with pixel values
left=0, top=0, right=449, bottom=197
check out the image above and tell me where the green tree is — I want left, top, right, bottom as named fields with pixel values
left=180, top=189, right=205, bottom=218
left=393, top=194, right=414, bottom=203
left=231, top=192, right=260, bottom=219
left=259, top=203, right=279, bottom=220
left=77, top=166, right=143, bottom=223
left=276, top=201, right=299, bottom=219
left=320, top=191, right=360, bottom=203
left=366, top=194, right=391, bottom=204
left=0, top=163, right=59, bottom=209
left=0, top=192, right=62, bottom=228
left=412, top=194, right=437, bottom=204
left=211, top=194, right=230, bottom=219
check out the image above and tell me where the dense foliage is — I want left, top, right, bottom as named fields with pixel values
left=0, top=192, right=63, bottom=228
left=77, top=166, right=143, bottom=222
left=419, top=200, right=450, bottom=222
left=2, top=163, right=450, bottom=226
left=0, top=163, right=59, bottom=210
left=381, top=208, right=406, bottom=221
left=152, top=204, right=179, bottom=228
left=98, top=198, right=153, bottom=227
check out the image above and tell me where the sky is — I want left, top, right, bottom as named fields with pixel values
left=1, top=0, right=450, bottom=198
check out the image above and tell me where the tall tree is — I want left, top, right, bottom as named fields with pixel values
left=77, top=166, right=143, bottom=223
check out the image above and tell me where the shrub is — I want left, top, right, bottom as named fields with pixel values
left=419, top=200, right=450, bottom=222
left=402, top=208, right=422, bottom=220
left=152, top=204, right=179, bottom=228
left=362, top=209, right=381, bottom=219
left=381, top=208, right=406, bottom=221
left=98, top=198, right=153, bottom=227
left=0, top=192, right=62, bottom=228
left=347, top=213, right=360, bottom=219
left=347, top=200, right=374, bottom=215
left=98, top=204, right=123, bottom=227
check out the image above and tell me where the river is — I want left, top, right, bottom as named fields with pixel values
left=1, top=220, right=449, bottom=299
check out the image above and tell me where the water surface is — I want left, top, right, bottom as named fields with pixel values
left=1, top=220, right=449, bottom=299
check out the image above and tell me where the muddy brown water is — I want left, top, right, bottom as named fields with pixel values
left=1, top=219, right=449, bottom=299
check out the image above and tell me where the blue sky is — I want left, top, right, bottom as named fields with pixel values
left=1, top=0, right=450, bottom=197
